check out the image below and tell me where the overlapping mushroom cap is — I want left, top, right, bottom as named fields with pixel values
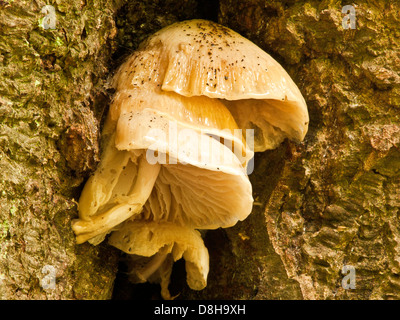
left=112, top=19, right=308, bottom=152
left=114, top=102, right=254, bottom=231
left=109, top=88, right=254, bottom=169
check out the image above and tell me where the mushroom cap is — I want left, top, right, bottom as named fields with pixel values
left=77, top=104, right=253, bottom=238
left=111, top=88, right=253, bottom=171
left=73, top=139, right=162, bottom=244
left=113, top=19, right=303, bottom=101
left=75, top=88, right=254, bottom=242
left=85, top=129, right=253, bottom=231
left=108, top=220, right=209, bottom=294
left=111, top=19, right=308, bottom=152
left=76, top=137, right=253, bottom=238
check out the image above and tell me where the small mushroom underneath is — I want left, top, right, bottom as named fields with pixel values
left=108, top=220, right=209, bottom=300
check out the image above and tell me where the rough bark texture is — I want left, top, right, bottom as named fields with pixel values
left=1, top=0, right=399, bottom=300
left=0, top=0, right=121, bottom=299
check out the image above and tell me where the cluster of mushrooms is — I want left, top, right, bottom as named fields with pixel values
left=72, top=20, right=309, bottom=299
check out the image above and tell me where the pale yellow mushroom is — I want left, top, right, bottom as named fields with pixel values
left=73, top=18, right=310, bottom=298
left=72, top=77, right=254, bottom=296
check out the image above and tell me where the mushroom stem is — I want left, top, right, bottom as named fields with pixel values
left=73, top=155, right=161, bottom=244
left=78, top=134, right=131, bottom=221
left=136, top=251, right=170, bottom=282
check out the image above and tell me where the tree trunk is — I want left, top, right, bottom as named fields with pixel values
left=1, top=0, right=399, bottom=300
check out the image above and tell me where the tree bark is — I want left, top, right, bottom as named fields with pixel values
left=1, top=0, right=399, bottom=300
